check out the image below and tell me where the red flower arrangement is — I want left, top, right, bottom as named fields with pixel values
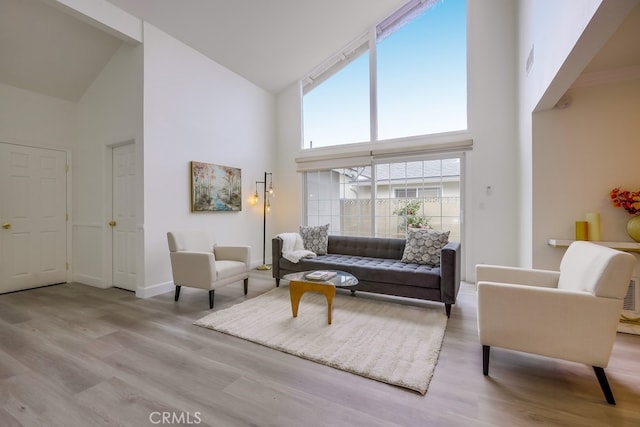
left=610, top=187, right=640, bottom=215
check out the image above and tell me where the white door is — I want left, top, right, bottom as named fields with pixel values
left=0, top=143, right=67, bottom=293
left=111, top=143, right=137, bottom=291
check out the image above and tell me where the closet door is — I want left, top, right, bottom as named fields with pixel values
left=111, top=143, right=137, bottom=291
left=0, top=143, right=67, bottom=293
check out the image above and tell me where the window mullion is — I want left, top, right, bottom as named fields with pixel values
left=370, top=161, right=377, bottom=236
left=369, top=27, right=378, bottom=144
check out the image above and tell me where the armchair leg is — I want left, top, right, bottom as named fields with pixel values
left=445, top=303, right=452, bottom=318
left=483, top=345, right=490, bottom=376
left=275, top=278, right=280, bottom=287
left=244, top=278, right=248, bottom=295
left=174, top=286, right=181, bottom=302
left=593, top=366, right=616, bottom=405
left=209, top=290, right=214, bottom=309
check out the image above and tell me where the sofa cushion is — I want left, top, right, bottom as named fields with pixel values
left=280, top=254, right=441, bottom=289
left=300, top=224, right=329, bottom=255
left=401, top=228, right=450, bottom=266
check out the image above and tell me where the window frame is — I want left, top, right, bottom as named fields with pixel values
left=303, top=152, right=465, bottom=242
left=301, top=0, right=468, bottom=150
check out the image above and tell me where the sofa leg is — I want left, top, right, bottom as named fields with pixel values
left=445, top=303, right=452, bottom=318
left=275, top=278, right=280, bottom=287
left=209, top=290, right=214, bottom=309
left=350, top=290, right=356, bottom=297
left=174, top=286, right=181, bottom=302
left=483, top=345, right=490, bottom=376
left=593, top=366, right=616, bottom=405
left=243, top=278, right=248, bottom=295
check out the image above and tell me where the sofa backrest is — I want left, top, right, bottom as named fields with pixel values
left=327, top=235, right=406, bottom=259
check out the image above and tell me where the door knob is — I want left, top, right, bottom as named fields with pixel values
left=2, top=223, right=10, bottom=229
left=108, top=221, right=116, bottom=227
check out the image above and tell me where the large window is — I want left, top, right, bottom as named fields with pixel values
left=303, top=45, right=370, bottom=147
left=302, top=0, right=467, bottom=148
left=305, top=156, right=462, bottom=240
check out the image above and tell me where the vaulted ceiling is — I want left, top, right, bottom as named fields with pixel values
left=582, top=3, right=640, bottom=74
left=0, top=0, right=405, bottom=100
left=0, top=0, right=123, bottom=101
left=0, top=0, right=639, bottom=102
left=106, top=0, right=406, bottom=94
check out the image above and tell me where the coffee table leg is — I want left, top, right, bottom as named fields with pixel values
left=325, top=287, right=336, bottom=324
left=289, top=281, right=337, bottom=324
left=289, top=281, right=304, bottom=317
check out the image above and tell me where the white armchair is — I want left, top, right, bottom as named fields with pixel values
left=167, top=230, right=251, bottom=309
left=476, top=241, right=636, bottom=404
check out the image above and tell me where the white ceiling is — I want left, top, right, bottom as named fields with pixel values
left=0, top=0, right=405, bottom=100
left=0, top=0, right=639, bottom=102
left=0, top=0, right=123, bottom=101
left=105, top=0, right=406, bottom=93
left=582, top=2, right=640, bottom=74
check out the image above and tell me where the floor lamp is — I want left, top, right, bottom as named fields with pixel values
left=254, top=172, right=273, bottom=270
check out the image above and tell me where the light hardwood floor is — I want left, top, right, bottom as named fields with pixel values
left=1, top=271, right=639, bottom=427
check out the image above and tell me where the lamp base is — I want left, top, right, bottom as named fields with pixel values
left=256, top=264, right=272, bottom=271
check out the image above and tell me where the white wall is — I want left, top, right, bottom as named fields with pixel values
left=533, top=79, right=640, bottom=270
left=74, top=42, right=143, bottom=287
left=275, top=0, right=520, bottom=281
left=142, top=23, right=276, bottom=296
left=463, top=0, right=518, bottom=279
left=517, top=0, right=602, bottom=268
left=517, top=0, right=637, bottom=267
left=274, top=83, right=304, bottom=236
left=0, top=83, right=76, bottom=148
left=519, top=0, right=603, bottom=112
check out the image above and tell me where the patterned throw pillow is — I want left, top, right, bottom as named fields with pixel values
left=401, top=228, right=450, bottom=267
left=299, top=224, right=329, bottom=255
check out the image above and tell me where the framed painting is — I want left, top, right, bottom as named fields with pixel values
left=190, top=161, right=242, bottom=212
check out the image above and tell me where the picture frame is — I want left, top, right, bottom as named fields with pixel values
left=190, top=161, right=242, bottom=212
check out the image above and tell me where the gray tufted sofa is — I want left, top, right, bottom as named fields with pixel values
left=272, top=235, right=461, bottom=317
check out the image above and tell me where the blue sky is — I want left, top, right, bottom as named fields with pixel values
left=303, top=0, right=467, bottom=148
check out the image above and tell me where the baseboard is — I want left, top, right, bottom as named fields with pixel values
left=72, top=274, right=109, bottom=288
left=136, top=281, right=173, bottom=298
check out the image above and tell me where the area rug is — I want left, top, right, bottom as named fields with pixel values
left=194, top=287, right=448, bottom=394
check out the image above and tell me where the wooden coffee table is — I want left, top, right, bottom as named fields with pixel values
left=282, top=270, right=358, bottom=324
